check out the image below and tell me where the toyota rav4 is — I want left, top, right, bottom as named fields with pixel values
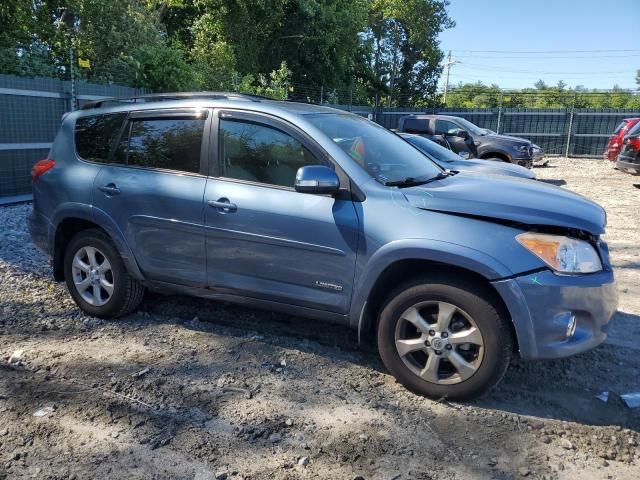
left=29, top=93, right=617, bottom=400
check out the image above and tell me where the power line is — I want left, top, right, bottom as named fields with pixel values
left=452, top=49, right=640, bottom=54
left=452, top=53, right=640, bottom=59
left=456, top=63, right=637, bottom=75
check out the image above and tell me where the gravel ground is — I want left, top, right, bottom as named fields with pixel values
left=1, top=157, right=639, bottom=480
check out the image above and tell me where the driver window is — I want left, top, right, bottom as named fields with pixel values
left=435, top=120, right=461, bottom=136
left=219, top=118, right=325, bottom=188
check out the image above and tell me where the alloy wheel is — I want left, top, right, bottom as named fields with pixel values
left=71, top=246, right=114, bottom=306
left=394, top=301, right=484, bottom=385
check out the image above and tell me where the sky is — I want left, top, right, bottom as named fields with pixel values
left=437, top=0, right=640, bottom=90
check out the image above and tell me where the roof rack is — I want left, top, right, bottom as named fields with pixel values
left=80, top=91, right=272, bottom=110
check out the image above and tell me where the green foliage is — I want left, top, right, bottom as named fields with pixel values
left=361, top=0, right=454, bottom=105
left=105, top=43, right=198, bottom=92
left=238, top=62, right=292, bottom=100
left=446, top=80, right=640, bottom=109
left=0, top=0, right=454, bottom=103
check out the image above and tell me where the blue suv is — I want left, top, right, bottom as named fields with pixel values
left=28, top=93, right=618, bottom=400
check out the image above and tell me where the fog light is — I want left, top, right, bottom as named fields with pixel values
left=566, top=314, right=577, bottom=339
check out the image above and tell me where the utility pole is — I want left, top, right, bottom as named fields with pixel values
left=442, top=50, right=459, bottom=106
left=69, top=47, right=77, bottom=111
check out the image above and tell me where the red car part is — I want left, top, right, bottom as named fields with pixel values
left=604, top=117, right=640, bottom=161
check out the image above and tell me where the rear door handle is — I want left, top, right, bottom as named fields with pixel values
left=207, top=198, right=237, bottom=214
left=99, top=184, right=121, bottom=196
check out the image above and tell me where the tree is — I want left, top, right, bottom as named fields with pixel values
left=636, top=69, right=640, bottom=88
left=359, top=0, right=454, bottom=105
left=0, top=0, right=454, bottom=103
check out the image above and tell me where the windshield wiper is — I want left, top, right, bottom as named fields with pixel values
left=384, top=171, right=455, bottom=188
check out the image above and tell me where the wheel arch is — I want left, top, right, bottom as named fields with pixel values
left=351, top=243, right=518, bottom=352
left=479, top=151, right=510, bottom=162
left=51, top=204, right=143, bottom=282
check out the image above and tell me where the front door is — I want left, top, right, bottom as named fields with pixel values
left=435, top=118, right=472, bottom=156
left=204, top=111, right=359, bottom=313
left=92, top=109, right=210, bottom=286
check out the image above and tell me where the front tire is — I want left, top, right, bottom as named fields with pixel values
left=377, top=274, right=512, bottom=401
left=64, top=229, right=145, bottom=318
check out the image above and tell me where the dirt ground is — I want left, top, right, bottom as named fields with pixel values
left=1, top=157, right=639, bottom=480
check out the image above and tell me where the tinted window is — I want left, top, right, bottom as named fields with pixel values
left=75, top=113, right=126, bottom=162
left=435, top=119, right=462, bottom=135
left=124, top=117, right=204, bottom=173
left=219, top=119, right=324, bottom=187
left=402, top=118, right=430, bottom=134
left=452, top=117, right=486, bottom=136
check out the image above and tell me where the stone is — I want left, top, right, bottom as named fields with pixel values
left=561, top=439, right=573, bottom=450
left=518, top=467, right=530, bottom=477
left=8, top=350, right=24, bottom=364
left=269, top=433, right=282, bottom=443
left=297, top=457, right=309, bottom=467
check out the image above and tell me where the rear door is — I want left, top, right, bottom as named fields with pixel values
left=92, top=108, right=210, bottom=286
left=203, top=110, right=359, bottom=313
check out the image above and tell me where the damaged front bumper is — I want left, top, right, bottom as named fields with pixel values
left=492, top=268, right=618, bottom=361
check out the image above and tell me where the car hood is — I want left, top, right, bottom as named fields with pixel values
left=446, top=159, right=536, bottom=179
left=484, top=133, right=531, bottom=145
left=402, top=174, right=606, bottom=235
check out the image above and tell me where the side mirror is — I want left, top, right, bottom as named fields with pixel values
left=455, top=129, right=470, bottom=139
left=294, top=165, right=340, bottom=195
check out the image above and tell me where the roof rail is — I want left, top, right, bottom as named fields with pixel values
left=80, top=91, right=272, bottom=110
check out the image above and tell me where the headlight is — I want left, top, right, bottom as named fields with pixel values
left=513, top=144, right=530, bottom=153
left=516, top=232, right=602, bottom=273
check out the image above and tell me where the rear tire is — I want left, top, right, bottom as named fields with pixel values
left=64, top=229, right=145, bottom=319
left=377, top=273, right=512, bottom=401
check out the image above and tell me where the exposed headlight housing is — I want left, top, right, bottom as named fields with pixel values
left=516, top=232, right=602, bottom=274
left=513, top=144, right=530, bottom=153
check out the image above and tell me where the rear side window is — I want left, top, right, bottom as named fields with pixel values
left=121, top=117, right=205, bottom=173
left=402, top=118, right=430, bottom=134
left=75, top=113, right=126, bottom=162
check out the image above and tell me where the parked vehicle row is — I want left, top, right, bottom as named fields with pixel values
left=397, top=133, right=536, bottom=179
left=397, top=114, right=547, bottom=168
left=29, top=93, right=616, bottom=401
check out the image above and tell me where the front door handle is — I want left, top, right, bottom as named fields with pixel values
left=99, top=184, right=121, bottom=196
left=208, top=198, right=237, bottom=214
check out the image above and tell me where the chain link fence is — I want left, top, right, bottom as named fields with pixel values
left=1, top=70, right=639, bottom=199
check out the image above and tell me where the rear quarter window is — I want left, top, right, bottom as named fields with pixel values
left=75, top=113, right=127, bottom=163
left=402, top=118, right=431, bottom=134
